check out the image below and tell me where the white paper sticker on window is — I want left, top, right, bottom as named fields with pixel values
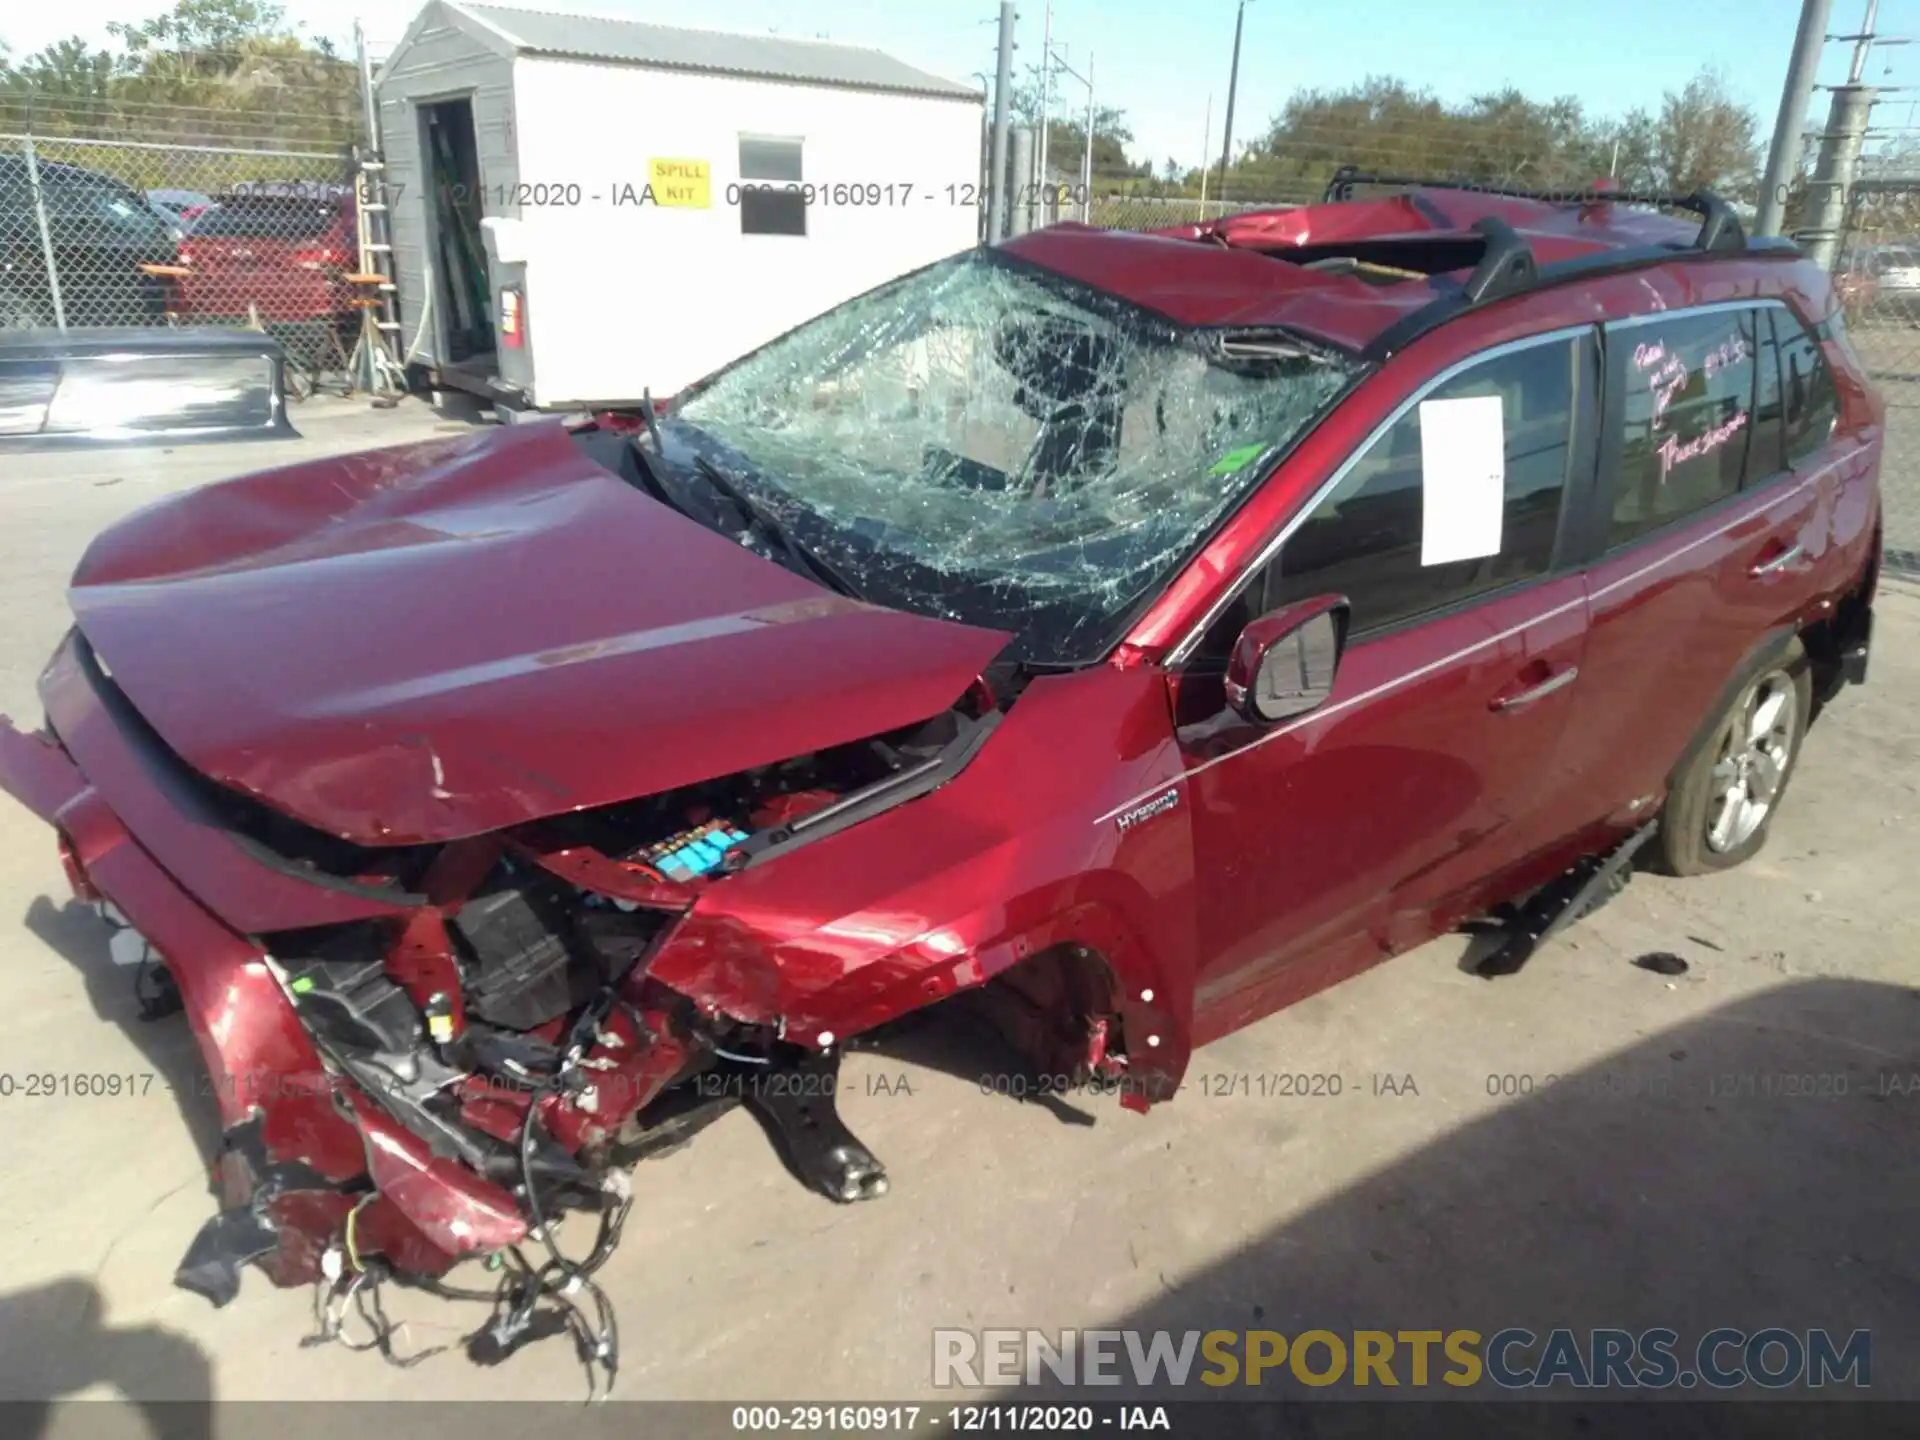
left=1418, top=394, right=1506, bottom=566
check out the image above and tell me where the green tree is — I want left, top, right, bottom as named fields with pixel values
left=1006, top=69, right=1147, bottom=180
left=108, top=0, right=296, bottom=52
left=1210, top=67, right=1760, bottom=206
left=1, top=38, right=119, bottom=105
left=2, top=0, right=359, bottom=147
left=1649, top=71, right=1759, bottom=196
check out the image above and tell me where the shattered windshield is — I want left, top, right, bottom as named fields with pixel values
left=672, top=249, right=1360, bottom=664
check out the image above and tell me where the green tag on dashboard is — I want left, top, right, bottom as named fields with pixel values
left=1209, top=443, right=1267, bottom=476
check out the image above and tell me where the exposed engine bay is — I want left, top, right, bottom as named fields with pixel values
left=150, top=702, right=1019, bottom=1393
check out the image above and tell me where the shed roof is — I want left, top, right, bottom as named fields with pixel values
left=450, top=2, right=980, bottom=101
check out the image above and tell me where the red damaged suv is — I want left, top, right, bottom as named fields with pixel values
left=0, top=172, right=1881, bottom=1380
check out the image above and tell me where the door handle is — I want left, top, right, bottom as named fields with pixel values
left=1749, top=543, right=1807, bottom=578
left=1490, top=666, right=1579, bottom=712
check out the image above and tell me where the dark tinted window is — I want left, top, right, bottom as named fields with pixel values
left=740, top=136, right=805, bottom=236
left=1607, top=308, right=1757, bottom=547
left=191, top=198, right=340, bottom=238
left=739, top=137, right=803, bottom=183
left=1746, top=308, right=1787, bottom=483
left=41, top=169, right=170, bottom=243
left=1265, top=334, right=1583, bottom=635
left=1779, top=310, right=1839, bottom=465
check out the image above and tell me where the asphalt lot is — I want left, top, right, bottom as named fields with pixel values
left=0, top=397, right=1915, bottom=1424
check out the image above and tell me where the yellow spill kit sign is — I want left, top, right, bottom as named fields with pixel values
left=648, top=159, right=711, bottom=208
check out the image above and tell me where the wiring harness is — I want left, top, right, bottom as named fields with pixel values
left=304, top=981, right=642, bottom=1399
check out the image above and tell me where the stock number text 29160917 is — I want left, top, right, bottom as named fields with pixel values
left=725, top=182, right=1018, bottom=208
left=360, top=180, right=1077, bottom=210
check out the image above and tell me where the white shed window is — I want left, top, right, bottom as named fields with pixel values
left=740, top=135, right=806, bottom=237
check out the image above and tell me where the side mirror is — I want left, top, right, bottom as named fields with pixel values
left=1224, top=594, right=1350, bottom=724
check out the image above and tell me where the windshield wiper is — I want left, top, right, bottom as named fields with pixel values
left=622, top=434, right=684, bottom=512
left=684, top=452, right=864, bottom=601
left=621, top=389, right=690, bottom=513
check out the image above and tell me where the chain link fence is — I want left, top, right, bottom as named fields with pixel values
left=1085, top=192, right=1292, bottom=231
left=1829, top=171, right=1920, bottom=571
left=1, top=72, right=368, bottom=391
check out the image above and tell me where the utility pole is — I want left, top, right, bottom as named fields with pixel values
left=1218, top=0, right=1251, bottom=202
left=1046, top=45, right=1094, bottom=224
left=1083, top=54, right=1095, bottom=221
left=1799, top=1, right=1894, bottom=268
left=1009, top=125, right=1036, bottom=235
left=987, top=1, right=1016, bottom=243
left=1850, top=0, right=1880, bottom=80
left=1757, top=0, right=1835, bottom=236
left=1198, top=94, right=1213, bottom=214
left=1036, top=0, right=1054, bottom=216
left=1799, top=81, right=1876, bottom=268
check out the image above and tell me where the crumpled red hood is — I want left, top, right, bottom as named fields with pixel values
left=67, top=422, right=1010, bottom=846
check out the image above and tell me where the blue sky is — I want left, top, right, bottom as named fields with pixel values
left=4, top=0, right=1912, bottom=167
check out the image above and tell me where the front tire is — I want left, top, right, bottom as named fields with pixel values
left=1650, top=639, right=1812, bottom=876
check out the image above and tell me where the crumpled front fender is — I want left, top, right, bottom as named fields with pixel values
left=0, top=710, right=525, bottom=1286
left=648, top=869, right=1193, bottom=1106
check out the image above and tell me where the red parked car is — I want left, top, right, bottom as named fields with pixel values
left=174, top=184, right=358, bottom=335
left=0, top=172, right=1882, bottom=1382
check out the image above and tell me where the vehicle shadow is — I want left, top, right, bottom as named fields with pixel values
left=425, top=386, right=500, bottom=428
left=992, top=977, right=1919, bottom=1428
left=854, top=995, right=1105, bottom=1128
left=21, top=895, right=224, bottom=1169
left=0, top=1276, right=212, bottom=1439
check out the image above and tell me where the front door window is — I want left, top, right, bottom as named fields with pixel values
left=1176, top=330, right=1596, bottom=1037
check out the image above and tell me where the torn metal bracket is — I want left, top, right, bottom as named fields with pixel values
left=608, top=1086, right=742, bottom=1165
left=743, top=1047, right=890, bottom=1203
left=1474, top=821, right=1659, bottom=979
left=729, top=712, right=1002, bottom=872
left=178, top=1122, right=350, bottom=1307
left=176, top=1203, right=284, bottom=1307
left=505, top=834, right=694, bottom=911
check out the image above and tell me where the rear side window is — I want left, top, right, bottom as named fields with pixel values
left=1605, top=309, right=1758, bottom=548
left=1779, top=311, right=1839, bottom=465
left=1746, top=309, right=1787, bottom=483
left=1265, top=333, right=1586, bottom=635
left=191, top=198, right=340, bottom=238
left=42, top=171, right=171, bottom=244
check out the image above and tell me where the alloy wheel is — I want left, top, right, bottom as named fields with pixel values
left=1704, top=670, right=1797, bottom=853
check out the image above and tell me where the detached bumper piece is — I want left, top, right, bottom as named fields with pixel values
left=0, top=326, right=296, bottom=447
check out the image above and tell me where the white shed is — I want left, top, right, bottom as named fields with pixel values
left=375, top=1, right=984, bottom=410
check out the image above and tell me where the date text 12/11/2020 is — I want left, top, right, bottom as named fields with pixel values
left=394, top=180, right=1083, bottom=209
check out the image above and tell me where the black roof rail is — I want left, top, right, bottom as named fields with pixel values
left=1320, top=166, right=1748, bottom=256
left=1460, top=215, right=1537, bottom=303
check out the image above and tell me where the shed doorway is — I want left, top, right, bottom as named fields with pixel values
left=420, top=96, right=494, bottom=374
